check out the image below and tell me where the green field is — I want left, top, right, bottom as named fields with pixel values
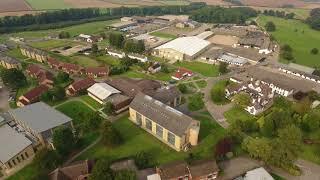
left=257, top=15, right=320, bottom=67
left=7, top=19, right=119, bottom=39
left=29, top=40, right=76, bottom=50
left=77, top=114, right=225, bottom=164
left=80, top=95, right=103, bottom=110
left=150, top=31, right=177, bottom=39
left=69, top=55, right=101, bottom=67
left=25, top=0, right=71, bottom=10
left=174, top=61, right=219, bottom=77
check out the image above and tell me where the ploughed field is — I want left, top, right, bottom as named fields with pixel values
left=0, top=0, right=31, bottom=12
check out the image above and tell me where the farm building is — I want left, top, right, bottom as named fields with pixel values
left=129, top=93, right=200, bottom=151
left=87, top=83, right=121, bottom=104
left=153, top=36, right=210, bottom=61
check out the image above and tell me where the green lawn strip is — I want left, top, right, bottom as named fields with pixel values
left=9, top=19, right=119, bottom=38
left=224, top=106, right=256, bottom=123
left=77, top=114, right=225, bottom=164
left=5, top=48, right=27, bottom=60
left=25, top=0, right=71, bottom=10
left=257, top=15, right=320, bottom=67
left=196, top=80, right=207, bottom=88
left=80, top=95, right=103, bottom=110
left=29, top=40, right=75, bottom=50
left=174, top=61, right=219, bottom=77
left=150, top=31, right=177, bottom=39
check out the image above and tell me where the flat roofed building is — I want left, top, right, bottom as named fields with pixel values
left=87, top=83, right=121, bottom=104
left=9, top=102, right=74, bottom=148
left=0, top=125, right=35, bottom=176
left=129, top=93, right=200, bottom=151
left=0, top=54, right=22, bottom=69
left=153, top=36, right=211, bottom=61
left=217, top=53, right=249, bottom=66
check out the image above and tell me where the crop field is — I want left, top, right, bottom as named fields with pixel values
left=25, top=0, right=70, bottom=10
left=257, top=15, right=320, bottom=67
left=0, top=0, right=31, bottom=12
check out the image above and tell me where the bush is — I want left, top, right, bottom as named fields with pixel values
left=134, top=151, right=152, bottom=169
left=265, top=21, right=276, bottom=32
left=101, top=121, right=122, bottom=146
left=178, top=83, right=187, bottom=93
left=311, top=48, right=319, bottom=55
left=188, top=93, right=204, bottom=111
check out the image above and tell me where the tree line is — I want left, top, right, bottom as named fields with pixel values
left=263, top=9, right=295, bottom=19
left=0, top=2, right=206, bottom=33
left=306, top=8, right=320, bottom=30
left=191, top=6, right=258, bottom=24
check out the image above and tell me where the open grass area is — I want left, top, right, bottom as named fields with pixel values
left=8, top=19, right=119, bottom=39
left=257, top=15, right=320, bottom=67
left=80, top=95, right=103, bottom=110
left=224, top=106, right=256, bottom=123
left=69, top=55, right=101, bottom=67
left=300, top=130, right=320, bottom=165
left=25, top=0, right=70, bottom=10
left=5, top=48, right=27, bottom=60
left=77, top=114, right=226, bottom=164
left=29, top=39, right=76, bottom=50
left=96, top=55, right=120, bottom=66
left=174, top=61, right=219, bottom=77
left=150, top=31, right=177, bottom=39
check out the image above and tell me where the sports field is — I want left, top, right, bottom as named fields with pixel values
left=257, top=15, right=320, bottom=67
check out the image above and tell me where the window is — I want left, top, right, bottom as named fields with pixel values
left=21, top=154, right=25, bottom=160
left=25, top=152, right=29, bottom=158
left=146, top=119, right=152, bottom=131
left=8, top=162, right=12, bottom=168
left=156, top=125, right=163, bottom=138
left=17, top=156, right=20, bottom=163
left=136, top=113, right=142, bottom=126
left=12, top=159, right=16, bottom=166
left=167, top=132, right=175, bottom=146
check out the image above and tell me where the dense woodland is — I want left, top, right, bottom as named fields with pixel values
left=306, top=8, right=320, bottom=30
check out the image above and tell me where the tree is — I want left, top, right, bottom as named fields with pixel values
left=90, top=159, right=114, bottom=180
left=52, top=126, right=76, bottom=156
left=51, top=86, right=66, bottom=101
left=215, top=137, right=233, bottom=158
left=103, top=102, right=114, bottom=115
left=101, top=121, right=122, bottom=146
left=123, top=40, right=145, bottom=53
left=31, top=149, right=61, bottom=179
left=218, top=62, right=228, bottom=74
left=109, top=32, right=124, bottom=49
left=0, top=69, right=27, bottom=89
left=92, top=43, right=99, bottom=54
left=160, top=64, right=169, bottom=73
left=265, top=21, right=276, bottom=32
left=280, top=44, right=294, bottom=61
left=233, top=92, right=250, bottom=107
left=178, top=83, right=187, bottom=93
left=134, top=151, right=152, bottom=169
left=114, top=170, right=136, bottom=180
left=301, top=110, right=320, bottom=132
left=55, top=72, right=70, bottom=84
left=83, top=112, right=103, bottom=131
left=188, top=93, right=204, bottom=111
left=260, top=115, right=276, bottom=137
left=311, top=48, right=319, bottom=55
left=242, top=137, right=272, bottom=162
left=100, top=32, right=106, bottom=39
left=58, top=31, right=70, bottom=39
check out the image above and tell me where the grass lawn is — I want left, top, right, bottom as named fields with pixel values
left=196, top=80, right=207, bottom=88
left=300, top=130, right=320, bottom=165
left=175, top=61, right=219, bottom=77
left=6, top=163, right=38, bottom=180
left=150, top=31, right=177, bottom=39
left=96, top=55, right=120, bottom=66
left=25, top=0, right=71, bottom=10
left=56, top=100, right=95, bottom=126
left=224, top=106, right=256, bottom=123
left=77, top=114, right=226, bottom=164
left=257, top=15, right=320, bottom=67
left=69, top=55, right=101, bottom=67
left=80, top=95, right=103, bottom=110
left=9, top=19, right=119, bottom=38
left=29, top=39, right=75, bottom=50
left=117, top=70, right=147, bottom=79
left=5, top=48, right=27, bottom=60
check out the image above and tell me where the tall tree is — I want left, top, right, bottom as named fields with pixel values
left=1, top=69, right=27, bottom=89
left=101, top=121, right=122, bottom=146
left=52, top=126, right=76, bottom=156
left=90, top=159, right=114, bottom=180
left=218, top=62, right=228, bottom=74
left=265, top=21, right=276, bottom=32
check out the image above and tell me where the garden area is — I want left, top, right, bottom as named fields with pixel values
left=211, top=80, right=230, bottom=105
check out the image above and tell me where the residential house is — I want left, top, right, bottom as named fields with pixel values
left=129, top=93, right=200, bottom=151
left=0, top=124, right=35, bottom=176
left=0, top=54, right=22, bottom=69
left=20, top=45, right=47, bottom=62
left=66, top=78, right=95, bottom=96
left=171, top=68, right=193, bottom=81
left=47, top=57, right=62, bottom=70
left=155, top=159, right=219, bottom=180
left=26, top=64, right=54, bottom=88
left=48, top=160, right=95, bottom=180
left=128, top=53, right=148, bottom=62
left=17, top=85, right=49, bottom=107
left=85, top=67, right=109, bottom=78
left=78, top=34, right=103, bottom=43
left=61, top=63, right=83, bottom=75
left=9, top=102, right=74, bottom=148
left=148, top=62, right=162, bottom=74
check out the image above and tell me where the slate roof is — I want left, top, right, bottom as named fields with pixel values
left=0, top=125, right=32, bottom=163
left=130, top=93, right=196, bottom=136
left=0, top=54, right=21, bottom=64
left=145, top=86, right=181, bottom=104
left=9, top=102, right=72, bottom=133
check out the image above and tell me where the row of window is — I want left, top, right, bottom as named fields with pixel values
left=7, top=151, right=30, bottom=169
left=136, top=113, right=176, bottom=146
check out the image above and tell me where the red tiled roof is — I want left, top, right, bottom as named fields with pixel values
left=47, top=57, right=61, bottom=67
left=38, top=71, right=54, bottom=84
left=21, top=85, right=49, bottom=102
left=70, top=78, right=95, bottom=92
left=26, top=64, right=42, bottom=76
left=62, top=63, right=82, bottom=72
left=172, top=68, right=193, bottom=79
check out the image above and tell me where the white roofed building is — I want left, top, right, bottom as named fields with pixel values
left=244, top=167, right=274, bottom=180
left=87, top=83, right=121, bottom=104
left=153, top=36, right=211, bottom=61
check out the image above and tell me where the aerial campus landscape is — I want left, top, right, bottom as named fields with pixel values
left=0, top=0, right=320, bottom=180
